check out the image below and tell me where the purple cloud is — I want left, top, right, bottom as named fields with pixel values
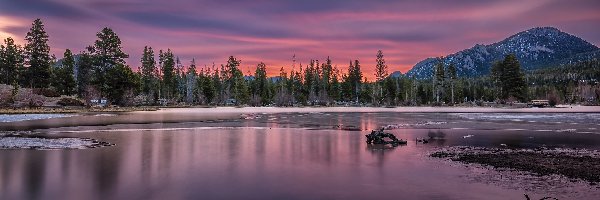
left=1, top=0, right=599, bottom=78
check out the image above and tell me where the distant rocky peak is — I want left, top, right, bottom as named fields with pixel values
left=406, top=27, right=599, bottom=79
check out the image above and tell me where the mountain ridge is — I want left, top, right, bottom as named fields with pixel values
left=405, top=27, right=599, bottom=78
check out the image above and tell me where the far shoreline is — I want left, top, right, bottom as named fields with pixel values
left=133, top=105, right=600, bottom=114
left=3, top=105, right=600, bottom=115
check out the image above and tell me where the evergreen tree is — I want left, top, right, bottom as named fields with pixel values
left=88, top=27, right=130, bottom=104
left=490, top=54, right=527, bottom=102
left=140, top=46, right=157, bottom=96
left=490, top=60, right=504, bottom=100
left=374, top=50, right=388, bottom=82
left=502, top=54, right=527, bottom=101
left=383, top=77, right=397, bottom=105
left=374, top=50, right=388, bottom=104
left=76, top=51, right=93, bottom=97
left=203, top=67, right=218, bottom=104
left=275, top=66, right=290, bottom=106
left=434, top=58, right=445, bottom=103
left=330, top=65, right=341, bottom=101
left=253, top=62, right=269, bottom=105
left=185, top=59, right=198, bottom=104
left=106, top=64, right=140, bottom=105
left=447, top=63, right=457, bottom=104
left=175, top=56, right=186, bottom=101
left=345, top=60, right=363, bottom=102
left=24, top=19, right=52, bottom=88
left=54, top=49, right=76, bottom=95
left=223, top=56, right=247, bottom=104
left=88, top=27, right=129, bottom=103
left=320, top=57, right=333, bottom=103
left=159, top=49, right=176, bottom=99
left=292, top=66, right=305, bottom=104
left=303, top=60, right=317, bottom=104
left=0, top=37, right=25, bottom=85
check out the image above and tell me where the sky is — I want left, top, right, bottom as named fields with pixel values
left=1, top=0, right=599, bottom=79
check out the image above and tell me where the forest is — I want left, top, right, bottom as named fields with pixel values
left=1, top=19, right=599, bottom=107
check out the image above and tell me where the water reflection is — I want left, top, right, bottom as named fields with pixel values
left=365, top=143, right=402, bottom=169
left=2, top=112, right=600, bottom=199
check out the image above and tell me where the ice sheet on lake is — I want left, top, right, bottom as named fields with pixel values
left=384, top=121, right=447, bottom=130
left=0, top=137, right=97, bottom=150
left=0, top=114, right=76, bottom=122
left=452, top=113, right=600, bottom=124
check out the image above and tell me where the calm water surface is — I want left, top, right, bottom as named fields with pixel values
left=1, top=112, right=600, bottom=200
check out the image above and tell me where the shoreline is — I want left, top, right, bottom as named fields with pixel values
left=135, top=105, right=600, bottom=114
left=0, top=106, right=159, bottom=114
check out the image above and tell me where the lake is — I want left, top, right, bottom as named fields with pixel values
left=1, top=109, right=600, bottom=200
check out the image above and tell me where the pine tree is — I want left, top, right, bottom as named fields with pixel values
left=159, top=49, right=176, bottom=99
left=140, top=46, right=157, bottom=96
left=434, top=58, right=445, bottom=103
left=54, top=49, right=76, bottom=95
left=76, top=51, right=93, bottom=97
left=383, top=77, right=397, bottom=105
left=345, top=60, right=363, bottom=102
left=175, top=56, right=186, bottom=101
left=24, top=19, right=52, bottom=88
left=223, top=56, right=247, bottom=104
left=447, top=63, right=457, bottom=104
left=318, top=57, right=333, bottom=103
left=303, top=60, right=317, bottom=104
left=374, top=50, right=388, bottom=82
left=106, top=64, right=140, bottom=105
left=490, top=54, right=527, bottom=102
left=88, top=27, right=130, bottom=104
left=253, top=62, right=269, bottom=105
left=204, top=66, right=218, bottom=104
left=185, top=59, right=198, bottom=104
left=88, top=27, right=129, bottom=103
left=490, top=60, right=504, bottom=100
left=330, top=66, right=341, bottom=101
left=0, top=37, right=25, bottom=85
left=374, top=50, right=388, bottom=104
left=502, top=54, right=527, bottom=101
left=275, top=66, right=290, bottom=106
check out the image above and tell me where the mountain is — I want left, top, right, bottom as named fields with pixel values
left=389, top=71, right=403, bottom=78
left=405, top=27, right=600, bottom=78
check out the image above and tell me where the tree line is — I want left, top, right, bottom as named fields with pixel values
left=1, top=19, right=598, bottom=107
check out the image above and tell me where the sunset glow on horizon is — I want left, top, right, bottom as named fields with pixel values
left=1, top=0, right=599, bottom=79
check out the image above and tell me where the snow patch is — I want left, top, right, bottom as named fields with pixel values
left=530, top=45, right=554, bottom=53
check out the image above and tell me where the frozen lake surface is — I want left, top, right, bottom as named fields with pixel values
left=0, top=114, right=76, bottom=122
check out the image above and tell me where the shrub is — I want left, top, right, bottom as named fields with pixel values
left=475, top=101, right=484, bottom=107
left=0, top=90, right=14, bottom=107
left=431, top=101, right=443, bottom=107
left=28, top=95, right=44, bottom=107
left=33, top=88, right=60, bottom=97
left=57, top=98, right=85, bottom=106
